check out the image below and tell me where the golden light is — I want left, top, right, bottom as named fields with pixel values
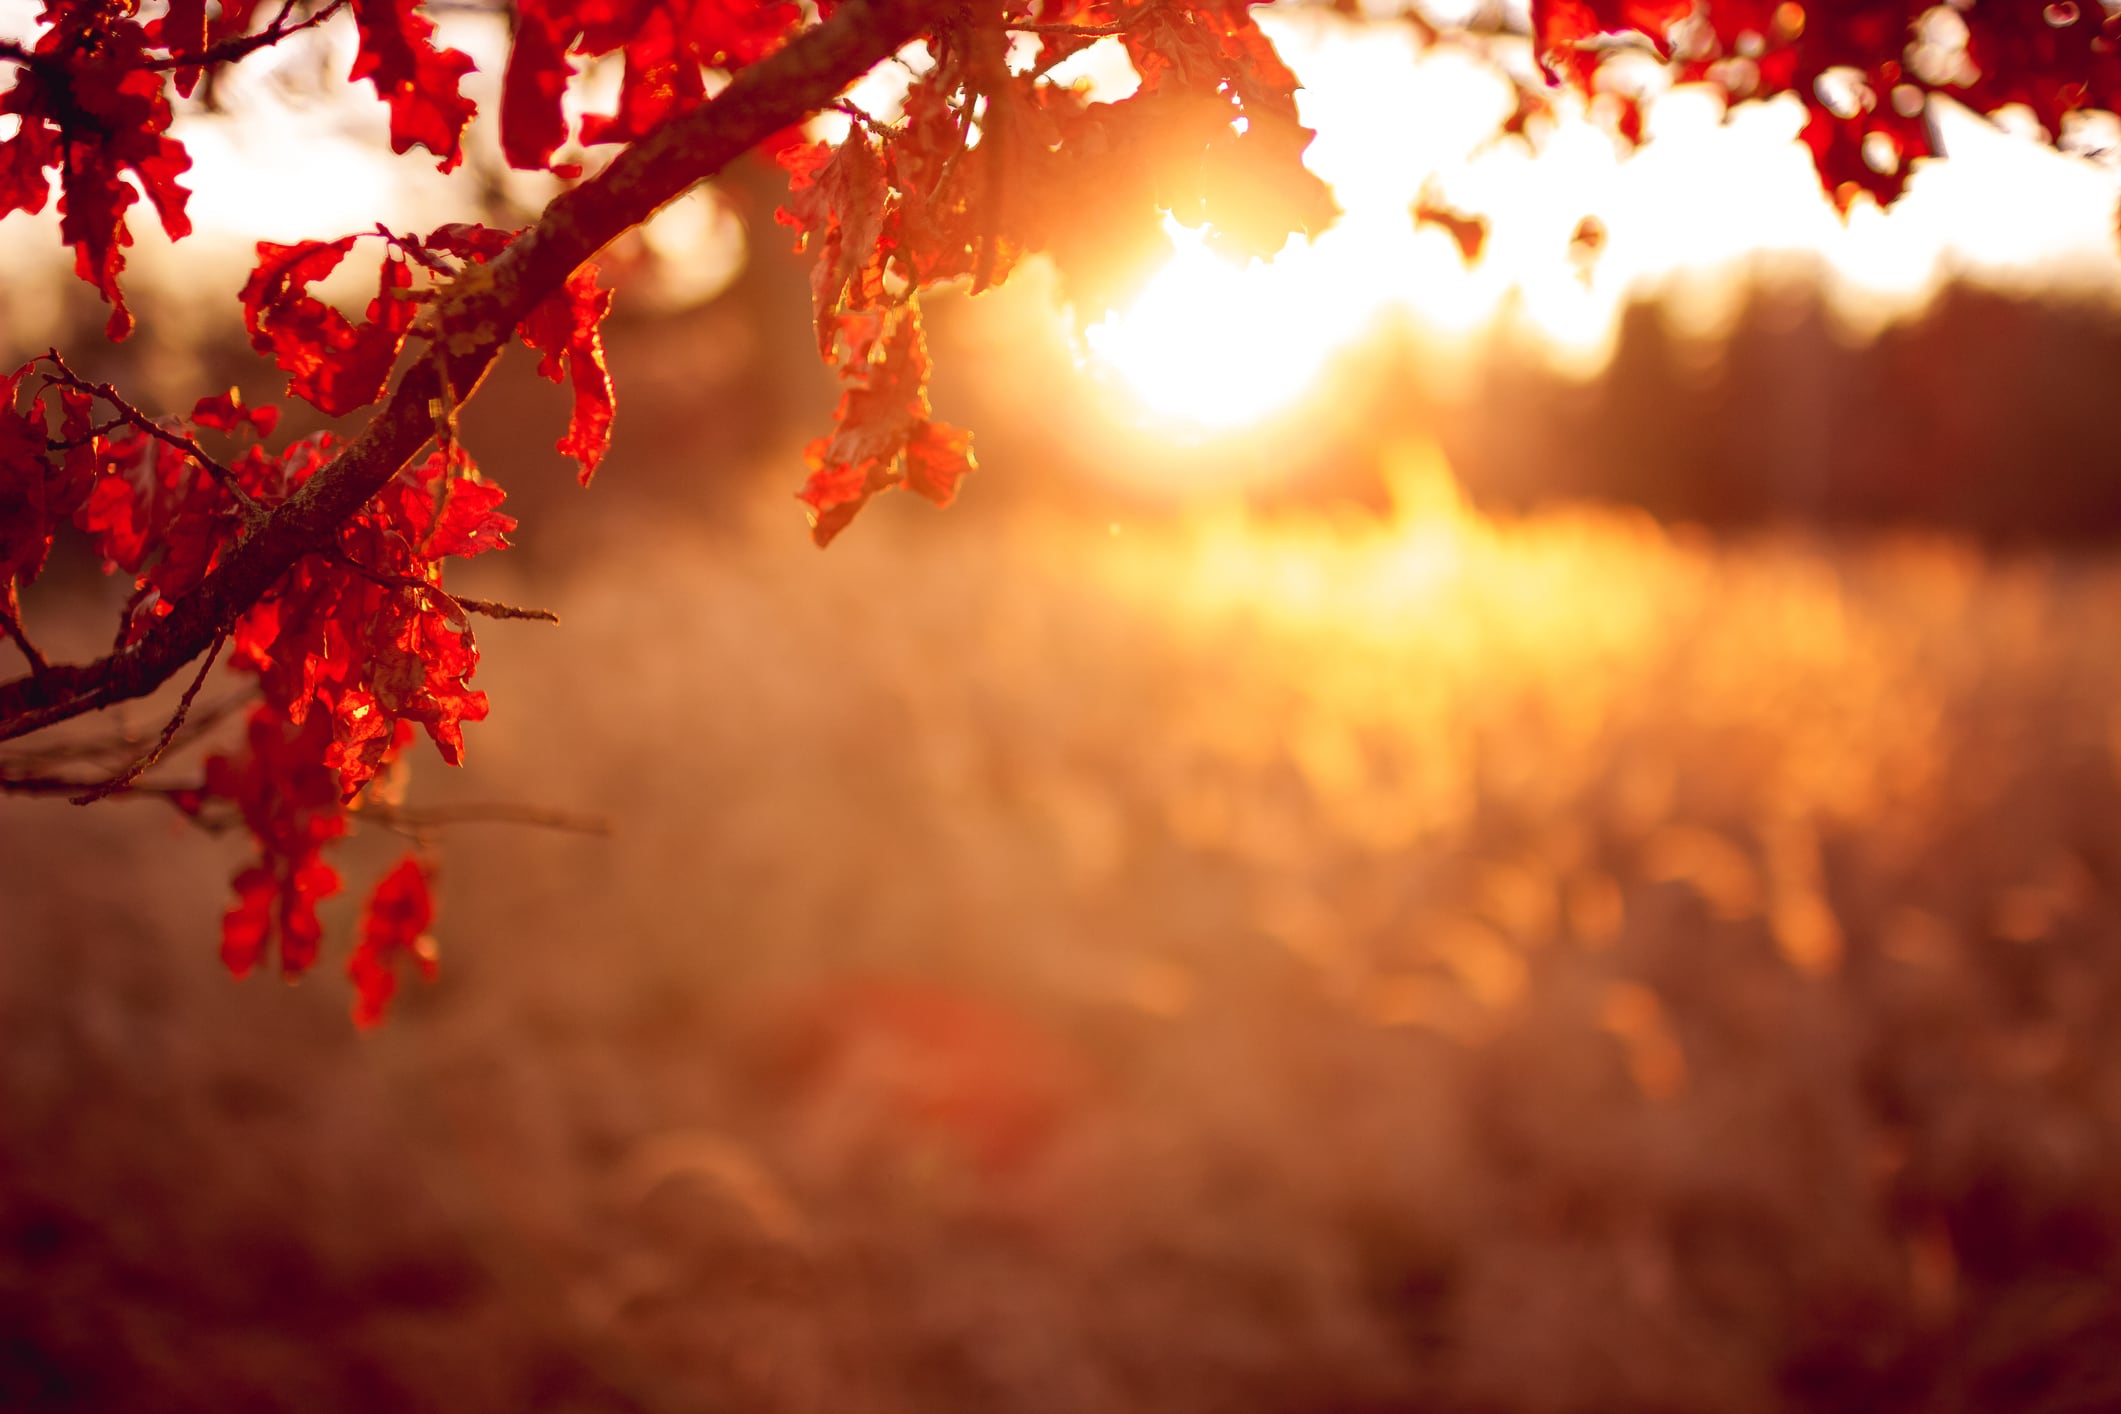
left=1083, top=11, right=2121, bottom=429
left=1080, top=222, right=1382, bottom=429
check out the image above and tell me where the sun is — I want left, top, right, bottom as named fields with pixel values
left=1080, top=223, right=1380, bottom=430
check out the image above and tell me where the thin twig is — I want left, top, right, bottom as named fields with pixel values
left=0, top=689, right=254, bottom=771
left=0, top=600, right=48, bottom=676
left=69, top=627, right=227, bottom=805
left=42, top=353, right=265, bottom=519
left=362, top=800, right=613, bottom=836
left=112, top=582, right=154, bottom=653
left=328, top=546, right=557, bottom=624
left=832, top=99, right=896, bottom=135
left=46, top=416, right=129, bottom=447
left=453, top=596, right=560, bottom=624
left=146, top=0, right=352, bottom=72
left=1004, top=19, right=1132, bottom=36
left=1020, top=0, right=1166, bottom=81
left=0, top=773, right=206, bottom=799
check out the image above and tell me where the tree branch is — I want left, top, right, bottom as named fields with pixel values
left=146, top=0, right=353, bottom=72
left=43, top=353, right=264, bottom=518
left=0, top=0, right=935, bottom=747
left=68, top=627, right=227, bottom=804
left=0, top=599, right=48, bottom=675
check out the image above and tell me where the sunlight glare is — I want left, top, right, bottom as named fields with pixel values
left=1082, top=12, right=2121, bottom=430
left=1082, top=223, right=1377, bottom=429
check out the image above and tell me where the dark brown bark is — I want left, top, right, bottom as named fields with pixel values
left=0, top=0, right=933, bottom=744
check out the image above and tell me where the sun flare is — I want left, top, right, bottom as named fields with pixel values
left=1083, top=12, right=2121, bottom=431
left=1080, top=224, right=1380, bottom=429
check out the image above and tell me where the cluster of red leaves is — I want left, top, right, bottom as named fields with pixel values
left=349, top=0, right=478, bottom=170
left=348, top=853, right=438, bottom=1027
left=0, top=356, right=496, bottom=1020
left=795, top=303, right=973, bottom=544
left=189, top=428, right=510, bottom=1020
left=1531, top=0, right=2121, bottom=212
left=499, top=0, right=800, bottom=172
left=0, top=0, right=475, bottom=338
left=0, top=367, right=92, bottom=654
left=238, top=224, right=615, bottom=481
left=0, top=1, right=193, bottom=341
left=772, top=0, right=1337, bottom=542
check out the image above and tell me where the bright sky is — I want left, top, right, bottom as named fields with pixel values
left=0, top=2, right=2115, bottom=427
left=1085, top=10, right=2121, bottom=427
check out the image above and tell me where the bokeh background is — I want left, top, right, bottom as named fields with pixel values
left=8, top=8, right=2121, bottom=1411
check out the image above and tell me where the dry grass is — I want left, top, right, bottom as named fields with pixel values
left=7, top=449, right=2121, bottom=1413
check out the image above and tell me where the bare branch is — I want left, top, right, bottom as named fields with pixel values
left=146, top=0, right=353, bottom=72
left=0, top=599, right=48, bottom=676
left=323, top=548, right=555, bottom=624
left=0, top=0, right=935, bottom=747
left=1004, top=19, right=1132, bottom=36
left=0, top=773, right=194, bottom=799
left=0, top=690, right=254, bottom=773
left=362, top=800, right=613, bottom=836
left=69, top=627, right=228, bottom=804
left=455, top=596, right=561, bottom=624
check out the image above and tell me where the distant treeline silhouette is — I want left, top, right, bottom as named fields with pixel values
left=1437, top=275, right=2121, bottom=543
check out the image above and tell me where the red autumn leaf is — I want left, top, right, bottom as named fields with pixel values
left=1530, top=0, right=1694, bottom=81
left=503, top=0, right=799, bottom=165
left=1101, top=4, right=1337, bottom=260
left=0, top=368, right=90, bottom=597
left=349, top=854, right=440, bottom=1028
left=207, top=707, right=350, bottom=978
left=241, top=238, right=420, bottom=416
left=778, top=132, right=889, bottom=359
left=422, top=221, right=517, bottom=264
left=190, top=388, right=280, bottom=440
left=275, top=854, right=341, bottom=975
left=501, top=4, right=579, bottom=173
left=75, top=431, right=246, bottom=638
left=379, top=453, right=516, bottom=560
left=220, top=864, right=278, bottom=978
left=824, top=304, right=929, bottom=466
left=668, top=0, right=798, bottom=69
left=577, top=7, right=707, bottom=148
left=0, top=7, right=193, bottom=339
left=217, top=436, right=498, bottom=807
left=156, top=0, right=210, bottom=95
left=798, top=441, right=897, bottom=547
left=348, top=0, right=478, bottom=173
left=146, top=0, right=267, bottom=97
left=901, top=419, right=975, bottom=508
left=517, top=264, right=616, bottom=483
left=797, top=304, right=973, bottom=544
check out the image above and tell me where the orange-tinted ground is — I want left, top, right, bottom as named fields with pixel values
left=8, top=458, right=2121, bottom=1411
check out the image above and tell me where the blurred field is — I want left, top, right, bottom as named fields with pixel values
left=8, top=448, right=2121, bottom=1413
